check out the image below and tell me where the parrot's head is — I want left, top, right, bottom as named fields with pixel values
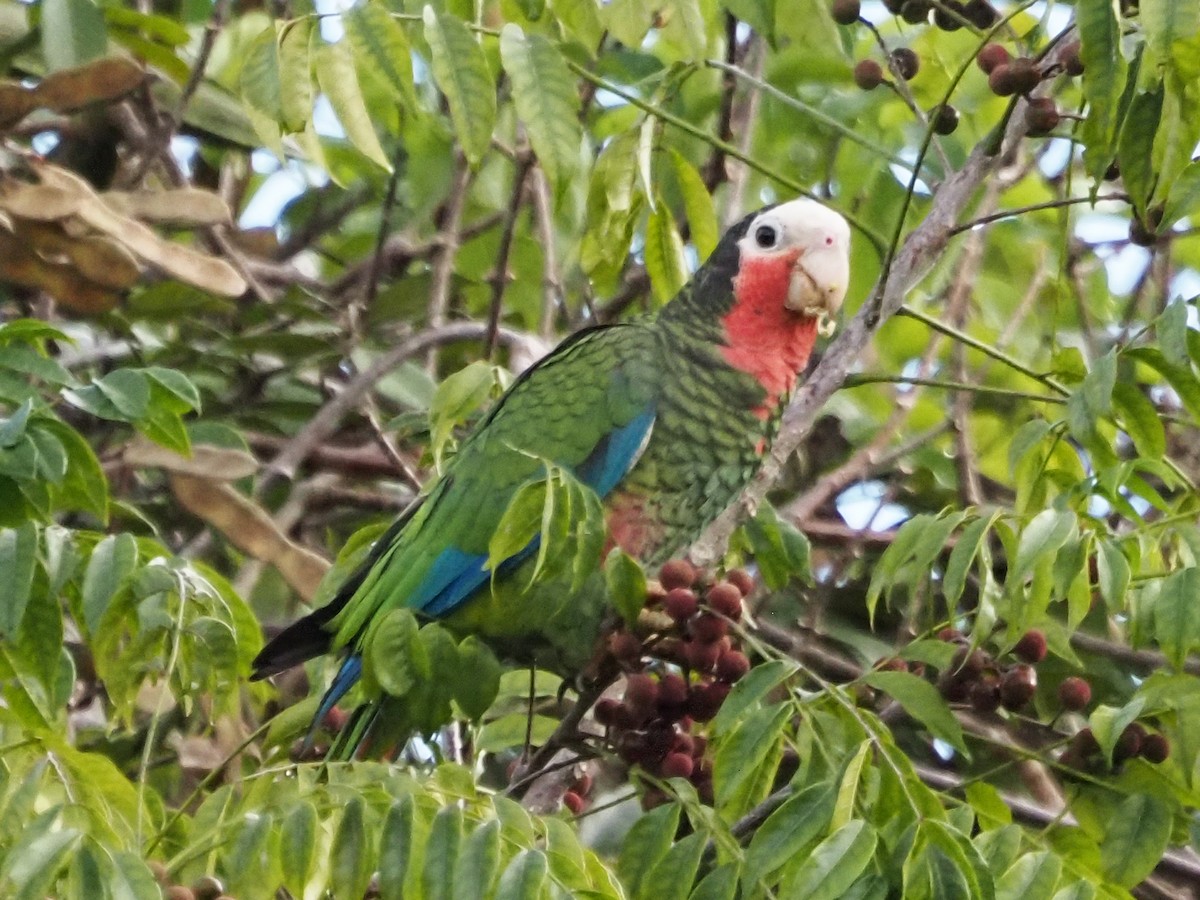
left=734, top=198, right=852, bottom=321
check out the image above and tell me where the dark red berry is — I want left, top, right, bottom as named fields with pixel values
left=937, top=627, right=965, bottom=642
left=706, top=582, right=743, bottom=620
left=1129, top=218, right=1157, bottom=247
left=562, top=791, right=585, bottom=814
left=977, top=43, right=1011, bottom=74
left=854, top=59, right=885, bottom=91
left=661, top=752, right=695, bottom=779
left=876, top=657, right=908, bottom=673
left=964, top=0, right=998, bottom=26
left=1008, top=57, right=1041, bottom=94
left=938, top=672, right=970, bottom=703
left=595, top=698, right=621, bottom=726
left=970, top=676, right=1001, bottom=714
left=1141, top=733, right=1170, bottom=763
left=900, top=0, right=930, bottom=24
left=1062, top=40, right=1084, bottom=76
left=641, top=787, right=669, bottom=809
left=660, top=559, right=696, bottom=591
left=988, top=64, right=1017, bottom=96
left=933, top=0, right=965, bottom=30
left=685, top=639, right=721, bottom=673
left=831, top=0, right=861, bottom=25
left=617, top=732, right=649, bottom=764
left=890, top=48, right=920, bottom=81
left=726, top=569, right=755, bottom=597
left=1057, top=676, right=1091, bottom=711
left=609, top=631, right=642, bottom=661
left=690, top=613, right=728, bottom=644
left=671, top=732, right=694, bottom=756
left=323, top=706, right=349, bottom=732
left=1024, top=97, right=1060, bottom=136
left=881, top=0, right=904, bottom=12
left=1013, top=629, right=1047, bottom=664
left=716, top=650, right=751, bottom=683
left=951, top=646, right=986, bottom=679
left=166, top=888, right=196, bottom=900
left=625, top=674, right=658, bottom=710
left=643, top=725, right=676, bottom=761
left=1000, top=664, right=1037, bottom=710
left=1114, top=723, right=1144, bottom=763
left=929, top=103, right=959, bottom=135
left=658, top=673, right=689, bottom=707
left=1073, top=727, right=1100, bottom=756
left=688, top=682, right=731, bottom=721
left=664, top=587, right=699, bottom=622
left=1103, top=161, right=1121, bottom=181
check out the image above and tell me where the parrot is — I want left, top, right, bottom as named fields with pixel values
left=251, top=197, right=851, bottom=748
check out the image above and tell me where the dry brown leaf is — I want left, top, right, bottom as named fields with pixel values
left=34, top=57, right=146, bottom=112
left=170, top=474, right=329, bottom=601
left=0, top=229, right=122, bottom=312
left=0, top=82, right=35, bottom=131
left=36, top=165, right=248, bottom=297
left=103, top=188, right=232, bottom=227
left=124, top=438, right=259, bottom=480
left=0, top=176, right=85, bottom=221
left=20, top=219, right=140, bottom=289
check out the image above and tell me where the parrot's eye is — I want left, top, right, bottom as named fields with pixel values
left=754, top=224, right=778, bottom=248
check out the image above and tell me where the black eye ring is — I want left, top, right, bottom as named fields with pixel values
left=755, top=224, right=777, bottom=248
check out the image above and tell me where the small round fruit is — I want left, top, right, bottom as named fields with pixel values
left=933, top=0, right=965, bottom=30
left=686, top=639, right=721, bottom=673
left=726, top=569, right=755, bottom=597
left=951, top=646, right=986, bottom=679
left=688, top=682, right=731, bottom=721
left=625, top=673, right=658, bottom=709
left=149, top=862, right=170, bottom=885
left=1103, top=160, right=1121, bottom=181
left=831, top=0, right=861, bottom=25
left=563, top=791, right=586, bottom=814
left=890, top=48, right=920, bottom=81
left=661, top=751, right=695, bottom=779
left=876, top=657, right=908, bottom=673
left=937, top=672, right=970, bottom=703
left=1062, top=40, right=1084, bottom=76
left=987, top=64, right=1017, bottom=96
left=964, top=0, right=998, bottom=26
left=166, top=888, right=196, bottom=900
left=660, top=559, right=696, bottom=591
left=854, top=59, right=885, bottom=91
left=691, top=612, right=728, bottom=644
left=1057, top=676, right=1091, bottom=711
left=977, top=43, right=1011, bottom=74
left=191, top=876, right=224, bottom=900
left=671, top=732, right=695, bottom=756
left=707, top=582, right=743, bottom=619
left=1141, top=733, right=1170, bottom=763
left=1000, top=664, right=1037, bottom=710
left=594, top=697, right=621, bottom=726
left=1024, top=97, right=1060, bottom=136
left=970, top=676, right=1001, bottom=714
left=1007, top=57, right=1041, bottom=94
left=900, top=0, right=930, bottom=24
left=931, top=104, right=960, bottom=135
left=658, top=673, right=689, bottom=707
left=1013, top=629, right=1047, bottom=664
left=937, top=627, right=965, bottom=643
left=664, top=587, right=699, bottom=622
left=1129, top=218, right=1157, bottom=247
left=1073, top=727, right=1100, bottom=756
left=716, top=650, right=751, bottom=683
left=609, top=631, right=642, bottom=661
left=1113, top=723, right=1144, bottom=763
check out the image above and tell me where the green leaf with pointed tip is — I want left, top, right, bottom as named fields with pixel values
left=780, top=820, right=877, bottom=900
left=81, top=533, right=137, bottom=637
left=41, top=0, right=105, bottom=71
left=366, top=608, right=428, bottom=696
left=669, top=150, right=718, bottom=259
left=644, top=200, right=689, bottom=303
left=495, top=849, right=548, bottom=900
left=1161, top=160, right=1200, bottom=228
left=344, top=1, right=415, bottom=108
left=423, top=7, right=495, bottom=167
left=1078, top=0, right=1128, bottom=183
left=1154, top=566, right=1200, bottom=669
left=605, top=547, right=647, bottom=627
left=421, top=806, right=463, bottom=900
left=500, top=25, right=580, bottom=195
left=995, top=850, right=1060, bottom=900
left=240, top=26, right=283, bottom=121
left=453, top=820, right=501, bottom=900
left=279, top=801, right=318, bottom=897
left=0, top=523, right=36, bottom=637
left=1117, top=86, right=1163, bottom=215
left=277, top=20, right=313, bottom=132
left=331, top=797, right=373, bottom=900
left=0, top=825, right=81, bottom=900
left=864, top=670, right=966, bottom=755
left=618, top=804, right=679, bottom=896
left=1100, top=794, right=1172, bottom=887
left=639, top=831, right=704, bottom=900
left=1089, top=697, right=1145, bottom=765
left=714, top=703, right=789, bottom=816
left=744, top=784, right=836, bottom=887
left=710, top=658, right=797, bottom=735
left=316, top=38, right=390, bottom=170
left=452, top=636, right=501, bottom=720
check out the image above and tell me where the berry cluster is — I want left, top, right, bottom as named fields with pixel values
left=595, top=560, right=754, bottom=807
left=885, top=627, right=1172, bottom=773
left=147, top=865, right=227, bottom=900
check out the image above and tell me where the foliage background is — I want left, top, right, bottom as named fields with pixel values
left=2, top=0, right=1200, bottom=896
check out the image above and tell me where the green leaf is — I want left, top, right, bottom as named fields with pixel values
left=331, top=797, right=373, bottom=900
left=644, top=200, right=689, bottom=303
left=453, top=820, right=501, bottom=900
left=1116, top=86, right=1163, bottom=214
left=0, top=825, right=81, bottom=900
left=1112, top=382, right=1165, bottom=459
left=277, top=19, right=313, bottom=132
left=713, top=703, right=789, bottom=816
left=41, top=420, right=108, bottom=519
left=1095, top=539, right=1130, bottom=608
left=605, top=548, right=647, bottom=627
left=740, top=502, right=811, bottom=590
left=279, top=802, right=318, bottom=897
left=618, top=804, right=679, bottom=896
left=1078, top=0, right=1128, bottom=183
left=780, top=820, right=877, bottom=900
left=689, top=864, right=738, bottom=900
left=0, top=523, right=36, bottom=637
left=316, top=38, right=390, bottom=170
left=495, top=849, right=548, bottom=900
left=423, top=7, right=496, bottom=167
left=96, top=369, right=150, bottom=420
left=710, top=658, right=797, bottom=735
left=864, top=670, right=966, bottom=754
left=499, top=25, right=581, bottom=195
left=744, top=784, right=836, bottom=887
left=239, top=26, right=283, bottom=121
left=378, top=795, right=420, bottom=900
left=40, top=0, right=106, bottom=71
left=1161, top=159, right=1200, bottom=227
left=0, top=399, right=31, bottom=448
left=995, top=850, right=1060, bottom=900
left=452, top=636, right=501, bottom=720
left=639, top=831, right=704, bottom=900
left=1089, top=697, right=1145, bottom=765
left=1100, top=794, right=1172, bottom=887
left=344, top=2, right=415, bottom=108
left=668, top=150, right=718, bottom=259
left=365, top=608, right=429, bottom=696
left=421, top=805, right=463, bottom=900
left=81, top=533, right=138, bottom=636
left=1154, top=566, right=1200, bottom=669
left=943, top=513, right=996, bottom=606
left=1142, top=0, right=1200, bottom=72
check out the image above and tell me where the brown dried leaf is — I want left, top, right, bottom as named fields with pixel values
left=34, top=57, right=146, bottom=113
left=37, top=164, right=248, bottom=297
left=20, top=219, right=140, bottom=289
left=0, top=229, right=122, bottom=313
left=0, top=82, right=35, bottom=131
left=0, top=176, right=85, bottom=221
left=125, top=438, right=259, bottom=480
left=170, top=474, right=329, bottom=600
left=103, top=188, right=232, bottom=227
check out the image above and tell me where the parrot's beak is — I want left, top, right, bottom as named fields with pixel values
left=786, top=247, right=849, bottom=320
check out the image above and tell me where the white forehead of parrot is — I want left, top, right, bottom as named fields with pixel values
left=737, top=199, right=851, bottom=256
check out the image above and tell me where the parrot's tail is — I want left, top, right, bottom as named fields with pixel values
left=250, top=604, right=339, bottom=680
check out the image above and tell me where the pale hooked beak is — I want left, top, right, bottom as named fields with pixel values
left=787, top=247, right=849, bottom=333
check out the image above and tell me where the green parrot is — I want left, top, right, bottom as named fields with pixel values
left=252, top=198, right=851, bottom=745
